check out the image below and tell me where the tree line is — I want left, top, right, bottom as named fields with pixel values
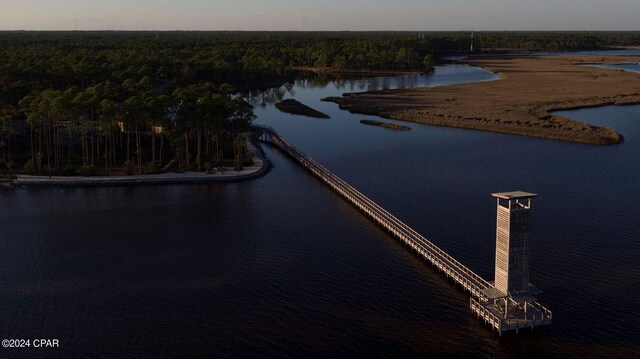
left=1, top=31, right=638, bottom=175
left=4, top=80, right=254, bottom=175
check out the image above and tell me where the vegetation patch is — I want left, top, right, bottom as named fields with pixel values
left=360, top=119, right=411, bottom=131
left=0, top=34, right=263, bottom=176
left=327, top=55, right=640, bottom=144
left=275, top=99, right=330, bottom=118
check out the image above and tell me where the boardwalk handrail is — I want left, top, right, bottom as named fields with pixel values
left=254, top=124, right=493, bottom=297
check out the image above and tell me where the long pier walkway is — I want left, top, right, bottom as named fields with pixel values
left=253, top=125, right=552, bottom=333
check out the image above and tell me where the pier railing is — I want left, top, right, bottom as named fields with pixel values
left=254, top=125, right=491, bottom=299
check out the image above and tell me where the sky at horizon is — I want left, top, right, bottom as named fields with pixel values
left=1, top=0, right=639, bottom=32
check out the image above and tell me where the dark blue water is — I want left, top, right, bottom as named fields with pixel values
left=1, top=64, right=639, bottom=358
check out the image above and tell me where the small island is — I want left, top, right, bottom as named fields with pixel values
left=325, top=55, right=640, bottom=145
left=360, top=119, right=411, bottom=131
left=275, top=99, right=330, bottom=118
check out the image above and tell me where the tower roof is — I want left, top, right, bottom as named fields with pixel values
left=491, top=191, right=537, bottom=199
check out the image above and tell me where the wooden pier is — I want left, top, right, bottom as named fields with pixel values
left=254, top=125, right=552, bottom=333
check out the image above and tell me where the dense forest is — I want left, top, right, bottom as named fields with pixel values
left=1, top=31, right=639, bottom=176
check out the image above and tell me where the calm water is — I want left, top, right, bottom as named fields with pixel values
left=1, top=64, right=639, bottom=358
left=586, top=63, right=640, bottom=74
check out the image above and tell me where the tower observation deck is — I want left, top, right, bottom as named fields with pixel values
left=470, top=192, right=552, bottom=333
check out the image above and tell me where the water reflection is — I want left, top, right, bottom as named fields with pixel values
left=243, top=85, right=292, bottom=107
left=244, top=64, right=498, bottom=106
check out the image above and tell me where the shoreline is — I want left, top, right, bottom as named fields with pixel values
left=324, top=55, right=640, bottom=145
left=360, top=119, right=411, bottom=131
left=2, top=136, right=272, bottom=188
left=288, top=66, right=430, bottom=76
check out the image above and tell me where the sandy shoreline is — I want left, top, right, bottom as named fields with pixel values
left=2, top=140, right=271, bottom=188
left=325, top=55, right=640, bottom=144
